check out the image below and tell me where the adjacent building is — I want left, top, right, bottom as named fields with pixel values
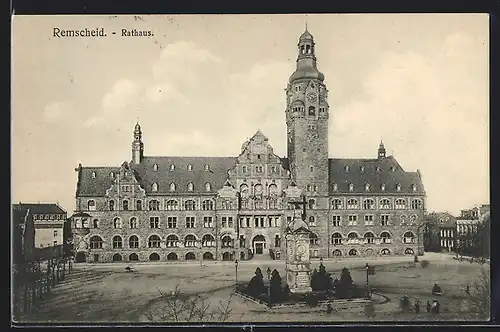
left=72, top=28, right=426, bottom=263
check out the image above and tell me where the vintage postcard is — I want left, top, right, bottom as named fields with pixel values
left=11, top=14, right=490, bottom=324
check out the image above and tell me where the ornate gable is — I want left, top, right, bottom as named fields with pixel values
left=105, top=161, right=146, bottom=198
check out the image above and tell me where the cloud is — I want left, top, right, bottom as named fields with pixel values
left=101, top=79, right=141, bottom=114
left=145, top=82, right=189, bottom=104
left=42, top=101, right=74, bottom=123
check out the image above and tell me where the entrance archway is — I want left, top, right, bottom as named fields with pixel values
left=167, top=252, right=178, bottom=261
left=222, top=252, right=231, bottom=261
left=332, top=249, right=342, bottom=257
left=129, top=253, right=139, bottom=261
left=185, top=252, right=196, bottom=260
left=75, top=251, right=86, bottom=263
left=203, top=252, right=214, bottom=260
left=404, top=248, right=415, bottom=255
left=112, top=253, right=122, bottom=262
left=252, top=235, right=266, bottom=255
left=149, top=253, right=160, bottom=261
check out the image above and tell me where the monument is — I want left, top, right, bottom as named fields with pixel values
left=283, top=184, right=312, bottom=294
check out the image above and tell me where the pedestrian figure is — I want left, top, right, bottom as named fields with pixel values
left=426, top=300, right=431, bottom=313
left=466, top=283, right=470, bottom=294
left=326, top=303, right=333, bottom=314
left=415, top=300, right=420, bottom=314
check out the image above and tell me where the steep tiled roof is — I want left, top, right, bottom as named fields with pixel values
left=12, top=203, right=67, bottom=215
left=130, top=156, right=237, bottom=194
left=328, top=156, right=424, bottom=194
left=426, top=212, right=457, bottom=228
left=76, top=166, right=120, bottom=196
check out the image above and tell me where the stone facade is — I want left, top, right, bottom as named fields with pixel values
left=72, top=28, right=426, bottom=263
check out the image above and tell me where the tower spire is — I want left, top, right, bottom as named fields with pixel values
left=378, top=139, right=386, bottom=159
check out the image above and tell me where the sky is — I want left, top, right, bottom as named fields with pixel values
left=12, top=14, right=489, bottom=216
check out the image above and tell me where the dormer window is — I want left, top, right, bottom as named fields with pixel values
left=204, top=164, right=210, bottom=171
left=376, top=166, right=380, bottom=173
left=310, top=166, right=314, bottom=172
left=152, top=183, right=158, bottom=192
left=187, top=182, right=194, bottom=192
left=360, top=166, right=365, bottom=173
left=333, top=183, right=338, bottom=192
left=390, top=166, right=395, bottom=172
left=365, top=183, right=370, bottom=192
left=169, top=183, right=176, bottom=192
left=381, top=183, right=386, bottom=191
left=187, top=164, right=193, bottom=171
left=348, top=183, right=354, bottom=192
left=110, top=172, right=115, bottom=179
left=170, top=164, right=175, bottom=171
left=153, top=164, right=158, bottom=171
left=91, top=171, right=96, bottom=178
left=345, top=165, right=350, bottom=172
left=412, top=184, right=417, bottom=192
left=205, top=183, right=211, bottom=192
left=396, top=183, right=402, bottom=192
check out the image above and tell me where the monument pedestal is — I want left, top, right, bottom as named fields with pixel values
left=287, top=262, right=312, bottom=293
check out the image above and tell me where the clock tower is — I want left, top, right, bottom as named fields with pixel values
left=285, top=27, right=329, bottom=196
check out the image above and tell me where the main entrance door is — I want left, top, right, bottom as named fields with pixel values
left=252, top=235, right=266, bottom=256
left=255, top=242, right=264, bottom=254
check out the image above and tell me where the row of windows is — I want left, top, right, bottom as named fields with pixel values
left=152, top=182, right=212, bottom=193
left=330, top=198, right=423, bottom=210
left=343, top=165, right=398, bottom=174
left=77, top=216, right=216, bottom=229
left=332, top=182, right=418, bottom=192
left=153, top=164, right=211, bottom=172
left=89, top=234, right=218, bottom=249
left=331, top=248, right=416, bottom=257
left=330, top=231, right=416, bottom=245
left=330, top=214, right=418, bottom=226
left=31, top=214, right=66, bottom=220
left=240, top=165, right=281, bottom=174
left=88, top=199, right=217, bottom=212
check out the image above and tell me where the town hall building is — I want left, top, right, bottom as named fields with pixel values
left=72, top=28, right=426, bottom=263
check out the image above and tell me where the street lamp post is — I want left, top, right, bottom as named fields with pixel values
left=267, top=267, right=272, bottom=308
left=365, top=262, right=370, bottom=299
left=235, top=259, right=239, bottom=290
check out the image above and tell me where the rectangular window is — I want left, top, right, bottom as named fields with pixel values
left=203, top=216, right=213, bottom=228
left=348, top=215, right=357, bottom=226
left=53, top=241, right=57, bottom=246
left=222, top=216, right=227, bottom=228
left=364, top=215, right=374, bottom=226
left=53, top=230, right=58, bottom=236
left=93, top=254, right=99, bottom=262
left=332, top=215, right=341, bottom=227
left=150, top=216, right=159, bottom=228
left=186, top=216, right=195, bottom=228
left=246, top=217, right=250, bottom=228
left=228, top=216, right=234, bottom=228
left=167, top=216, right=177, bottom=228
left=381, top=215, right=390, bottom=226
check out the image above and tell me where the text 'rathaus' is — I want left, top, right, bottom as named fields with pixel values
left=72, top=28, right=426, bottom=263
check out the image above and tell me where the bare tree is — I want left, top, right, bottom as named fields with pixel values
left=468, top=266, right=490, bottom=320
left=146, top=283, right=238, bottom=322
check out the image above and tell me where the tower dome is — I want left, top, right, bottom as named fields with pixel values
left=299, top=29, right=314, bottom=41
left=289, top=27, right=325, bottom=82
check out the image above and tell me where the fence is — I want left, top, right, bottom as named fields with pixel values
left=12, top=256, right=74, bottom=321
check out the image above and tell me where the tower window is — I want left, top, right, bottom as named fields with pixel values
left=170, top=164, right=175, bottom=171
left=153, top=164, right=158, bottom=171
left=308, top=106, right=316, bottom=116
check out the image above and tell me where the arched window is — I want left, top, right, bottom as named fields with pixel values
left=169, top=183, right=176, bottom=192
left=400, top=215, right=407, bottom=225
left=204, top=164, right=210, bottom=171
left=381, top=248, right=391, bottom=256
left=309, top=233, right=319, bottom=246
left=170, top=164, right=175, bottom=171
left=403, top=231, right=415, bottom=244
left=380, top=232, right=391, bottom=244
left=109, top=200, right=115, bottom=211
left=411, top=199, right=422, bottom=210
left=347, top=232, right=359, bottom=244
left=380, top=199, right=391, bottom=209
left=395, top=199, right=406, bottom=209
left=167, top=252, right=179, bottom=261
left=153, top=164, right=158, bottom=171
left=129, top=253, right=139, bottom=261
left=348, top=249, right=358, bottom=256
left=129, top=217, right=138, bottom=228
left=165, top=200, right=179, bottom=211
left=187, top=164, right=193, bottom=171
left=92, top=219, right=99, bottom=228
left=348, top=183, right=354, bottom=192
left=331, top=233, right=342, bottom=245
left=347, top=199, right=358, bottom=209
left=187, top=182, right=194, bottom=192
left=331, top=199, right=342, bottom=210
left=345, top=165, right=350, bottom=172
left=152, top=183, right=158, bottom=192
left=202, top=200, right=214, bottom=211
left=410, top=215, right=417, bottom=225
left=308, top=216, right=316, bottom=226
left=205, top=183, right=211, bottom=192
left=221, top=236, right=233, bottom=248
left=363, top=199, right=375, bottom=210
left=240, top=184, right=249, bottom=198
left=89, top=236, right=103, bottom=249
left=148, top=235, right=161, bottom=248
left=268, top=184, right=278, bottom=196
left=112, top=236, right=122, bottom=249
left=166, top=235, right=179, bottom=247
left=110, top=172, right=115, bottom=179
left=184, top=235, right=197, bottom=247
left=91, top=171, right=96, bottom=178
left=129, top=235, right=139, bottom=248
left=405, top=248, right=415, bottom=255
left=136, top=200, right=142, bottom=211
left=123, top=200, right=129, bottom=211
left=113, top=217, right=122, bottom=229
left=332, top=249, right=342, bottom=257
left=88, top=200, right=96, bottom=211
left=308, top=199, right=316, bottom=210
left=149, top=200, right=160, bottom=211
left=184, top=200, right=196, bottom=210
left=202, top=234, right=215, bottom=247
left=364, top=232, right=375, bottom=244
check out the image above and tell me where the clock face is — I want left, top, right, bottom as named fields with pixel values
left=297, top=244, right=306, bottom=255
left=307, top=92, right=318, bottom=103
